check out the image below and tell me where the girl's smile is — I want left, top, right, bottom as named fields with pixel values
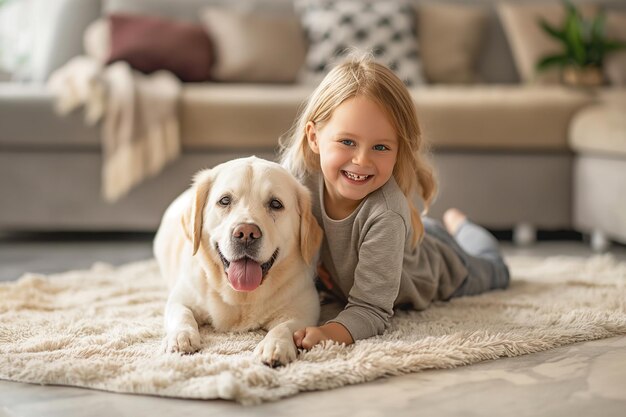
left=306, top=96, right=398, bottom=219
left=342, top=170, right=371, bottom=183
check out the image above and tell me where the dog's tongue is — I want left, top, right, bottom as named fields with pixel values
left=227, top=258, right=263, bottom=292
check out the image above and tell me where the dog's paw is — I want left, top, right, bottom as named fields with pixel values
left=254, top=335, right=298, bottom=368
left=163, top=329, right=202, bottom=354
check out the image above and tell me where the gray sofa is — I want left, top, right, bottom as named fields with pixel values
left=0, top=0, right=624, bottom=248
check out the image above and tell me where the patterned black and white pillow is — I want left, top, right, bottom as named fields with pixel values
left=294, top=0, right=424, bottom=86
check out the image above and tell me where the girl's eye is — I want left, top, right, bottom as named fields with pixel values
left=269, top=199, right=284, bottom=210
left=218, top=196, right=231, bottom=206
left=340, top=139, right=355, bottom=146
left=373, top=144, right=389, bottom=151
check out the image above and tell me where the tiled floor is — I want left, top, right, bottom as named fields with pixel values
left=1, top=234, right=625, bottom=417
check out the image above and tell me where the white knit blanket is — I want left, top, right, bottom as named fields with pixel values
left=47, top=56, right=181, bottom=202
left=0, top=255, right=625, bottom=405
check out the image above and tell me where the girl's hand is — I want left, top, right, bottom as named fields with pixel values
left=293, top=322, right=354, bottom=350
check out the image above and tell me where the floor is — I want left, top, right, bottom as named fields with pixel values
left=1, top=233, right=625, bottom=417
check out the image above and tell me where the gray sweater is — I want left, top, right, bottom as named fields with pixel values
left=307, top=174, right=469, bottom=341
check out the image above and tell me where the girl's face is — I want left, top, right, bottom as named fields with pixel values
left=306, top=96, right=399, bottom=218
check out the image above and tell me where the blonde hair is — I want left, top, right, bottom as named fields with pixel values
left=279, top=55, right=437, bottom=247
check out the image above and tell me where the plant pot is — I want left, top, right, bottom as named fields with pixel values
left=562, top=66, right=604, bottom=88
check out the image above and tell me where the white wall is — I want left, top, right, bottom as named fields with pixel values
left=0, top=0, right=64, bottom=81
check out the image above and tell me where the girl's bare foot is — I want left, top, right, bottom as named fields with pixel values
left=443, top=208, right=467, bottom=235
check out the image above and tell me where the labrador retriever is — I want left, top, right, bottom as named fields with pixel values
left=154, top=156, right=323, bottom=367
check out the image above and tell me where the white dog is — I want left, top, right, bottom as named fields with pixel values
left=154, top=156, right=323, bottom=367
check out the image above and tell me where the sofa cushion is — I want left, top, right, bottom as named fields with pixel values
left=200, top=8, right=305, bottom=83
left=0, top=84, right=593, bottom=152
left=417, top=2, right=488, bottom=84
left=180, top=84, right=311, bottom=150
left=106, top=13, right=213, bottom=82
left=294, top=0, right=424, bottom=86
left=412, top=86, right=591, bottom=151
left=178, top=84, right=592, bottom=151
left=101, top=0, right=524, bottom=84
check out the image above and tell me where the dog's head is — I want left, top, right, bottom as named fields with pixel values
left=182, top=156, right=322, bottom=293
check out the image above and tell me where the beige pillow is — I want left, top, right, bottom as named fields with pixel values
left=498, top=2, right=597, bottom=84
left=605, top=11, right=626, bottom=86
left=418, top=3, right=488, bottom=84
left=200, top=8, right=306, bottom=83
left=83, top=18, right=111, bottom=64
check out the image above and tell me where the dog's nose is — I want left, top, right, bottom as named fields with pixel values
left=232, top=223, right=262, bottom=244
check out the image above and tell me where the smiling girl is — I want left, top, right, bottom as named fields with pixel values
left=279, top=55, right=510, bottom=349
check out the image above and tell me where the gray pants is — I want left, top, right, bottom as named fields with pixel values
left=423, top=218, right=510, bottom=298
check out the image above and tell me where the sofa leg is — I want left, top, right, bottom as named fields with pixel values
left=591, top=229, right=611, bottom=253
left=513, top=223, right=536, bottom=246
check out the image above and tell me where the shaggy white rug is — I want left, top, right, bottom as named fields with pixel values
left=0, top=254, right=625, bottom=405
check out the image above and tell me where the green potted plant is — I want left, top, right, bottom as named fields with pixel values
left=537, top=0, right=626, bottom=87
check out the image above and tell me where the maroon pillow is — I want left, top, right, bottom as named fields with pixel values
left=106, top=13, right=213, bottom=82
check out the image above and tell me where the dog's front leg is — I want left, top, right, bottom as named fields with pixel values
left=254, top=318, right=310, bottom=368
left=163, top=299, right=202, bottom=354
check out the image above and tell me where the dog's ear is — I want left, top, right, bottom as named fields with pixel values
left=181, top=169, right=213, bottom=256
left=296, top=184, right=323, bottom=265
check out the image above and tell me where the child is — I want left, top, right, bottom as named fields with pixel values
left=279, top=55, right=510, bottom=349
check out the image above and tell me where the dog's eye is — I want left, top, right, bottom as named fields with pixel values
left=218, top=196, right=231, bottom=206
left=269, top=199, right=284, bottom=210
